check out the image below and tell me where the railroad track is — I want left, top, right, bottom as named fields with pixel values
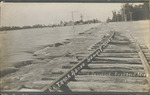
left=41, top=31, right=150, bottom=92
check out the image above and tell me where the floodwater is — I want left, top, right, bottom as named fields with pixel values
left=0, top=20, right=149, bottom=68
left=0, top=23, right=100, bottom=67
left=0, top=20, right=150, bottom=92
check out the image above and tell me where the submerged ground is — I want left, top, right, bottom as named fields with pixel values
left=0, top=20, right=149, bottom=91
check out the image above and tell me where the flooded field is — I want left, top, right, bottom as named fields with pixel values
left=0, top=20, right=149, bottom=91
left=0, top=23, right=100, bottom=68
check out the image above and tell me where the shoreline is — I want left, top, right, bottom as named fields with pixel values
left=0, top=20, right=148, bottom=32
left=0, top=23, right=101, bottom=32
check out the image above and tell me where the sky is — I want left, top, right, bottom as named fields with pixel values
left=0, top=3, right=123, bottom=26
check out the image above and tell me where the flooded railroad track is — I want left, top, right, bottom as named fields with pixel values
left=38, top=31, right=150, bottom=93
left=1, top=31, right=150, bottom=95
left=1, top=31, right=147, bottom=94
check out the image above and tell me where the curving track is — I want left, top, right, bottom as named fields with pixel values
left=41, top=31, right=150, bottom=92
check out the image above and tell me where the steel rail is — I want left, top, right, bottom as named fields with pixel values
left=136, top=41, right=150, bottom=86
left=130, top=34, right=150, bottom=86
left=41, top=31, right=115, bottom=92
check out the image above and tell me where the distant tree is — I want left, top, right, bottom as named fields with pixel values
left=112, top=10, right=117, bottom=22
left=106, top=17, right=111, bottom=23
left=110, top=3, right=149, bottom=22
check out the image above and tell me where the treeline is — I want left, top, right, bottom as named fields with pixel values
left=0, top=18, right=101, bottom=31
left=60, top=19, right=101, bottom=26
left=107, top=3, right=149, bottom=22
left=0, top=24, right=50, bottom=31
left=82, top=19, right=101, bottom=24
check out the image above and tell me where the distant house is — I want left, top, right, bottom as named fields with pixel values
left=66, top=21, right=74, bottom=26
left=79, top=20, right=84, bottom=25
left=74, top=20, right=83, bottom=25
left=60, top=21, right=64, bottom=26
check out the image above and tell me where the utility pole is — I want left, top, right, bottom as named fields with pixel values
left=0, top=1, right=3, bottom=27
left=80, top=14, right=83, bottom=21
left=71, top=11, right=74, bottom=29
left=129, top=11, right=133, bottom=22
left=149, top=1, right=150, bottom=49
left=123, top=5, right=127, bottom=22
left=0, top=2, right=2, bottom=28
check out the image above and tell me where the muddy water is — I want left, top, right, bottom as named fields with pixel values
left=1, top=20, right=149, bottom=68
left=0, top=23, right=100, bottom=68
left=0, top=20, right=149, bottom=91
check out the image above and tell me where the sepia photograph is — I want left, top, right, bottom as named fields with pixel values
left=0, top=1, right=150, bottom=94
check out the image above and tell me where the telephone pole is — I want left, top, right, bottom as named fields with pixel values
left=149, top=1, right=150, bottom=49
left=71, top=11, right=74, bottom=28
left=129, top=11, right=133, bottom=22
left=80, top=14, right=83, bottom=21
left=0, top=5, right=2, bottom=27
left=0, top=1, right=3, bottom=27
left=123, top=6, right=127, bottom=21
left=122, top=4, right=127, bottom=22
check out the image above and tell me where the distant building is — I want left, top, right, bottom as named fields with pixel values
left=106, top=17, right=111, bottom=23
left=66, top=21, right=74, bottom=26
left=60, top=21, right=64, bottom=26
left=79, top=20, right=84, bottom=25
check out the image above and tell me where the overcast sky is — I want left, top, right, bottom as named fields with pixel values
left=1, top=3, right=123, bottom=26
